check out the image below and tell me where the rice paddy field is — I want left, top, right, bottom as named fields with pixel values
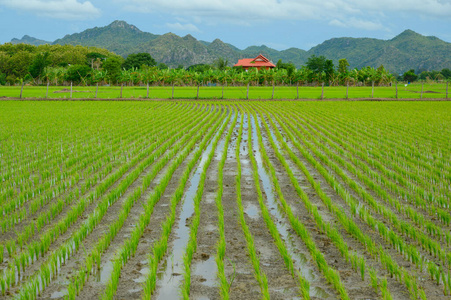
left=0, top=82, right=449, bottom=100
left=0, top=100, right=451, bottom=300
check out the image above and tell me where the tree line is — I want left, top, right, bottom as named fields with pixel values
left=1, top=43, right=450, bottom=88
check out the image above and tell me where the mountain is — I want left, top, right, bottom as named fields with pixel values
left=11, top=35, right=51, bottom=46
left=53, top=20, right=158, bottom=57
left=9, top=21, right=451, bottom=73
left=310, top=30, right=451, bottom=74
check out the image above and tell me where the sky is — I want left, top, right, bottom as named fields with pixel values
left=1, top=0, right=451, bottom=51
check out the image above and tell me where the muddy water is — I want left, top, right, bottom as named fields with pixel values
left=250, top=114, right=330, bottom=299
left=192, top=256, right=216, bottom=288
left=154, top=116, right=228, bottom=299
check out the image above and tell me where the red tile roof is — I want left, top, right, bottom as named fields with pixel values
left=234, top=54, right=275, bottom=68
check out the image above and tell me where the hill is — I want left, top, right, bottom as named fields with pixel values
left=11, top=35, right=51, bottom=46
left=9, top=21, right=451, bottom=73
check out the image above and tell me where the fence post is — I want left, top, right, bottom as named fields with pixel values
left=346, top=82, right=349, bottom=99
left=371, top=81, right=374, bottom=98
left=321, top=82, right=324, bottom=99
left=446, top=82, right=449, bottom=99
left=296, top=82, right=299, bottom=100
left=421, top=82, right=424, bottom=99
left=395, top=82, right=398, bottom=99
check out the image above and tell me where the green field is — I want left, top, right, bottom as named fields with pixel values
left=1, top=100, right=451, bottom=299
left=0, top=82, right=449, bottom=99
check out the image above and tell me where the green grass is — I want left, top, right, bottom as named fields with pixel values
left=0, top=83, right=449, bottom=100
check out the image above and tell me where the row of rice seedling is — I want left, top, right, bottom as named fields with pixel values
left=97, top=105, right=225, bottom=300
left=10, top=104, right=204, bottom=298
left=0, top=103, right=137, bottom=186
left=0, top=108, right=163, bottom=257
left=213, top=105, right=238, bottom=300
left=307, top=108, right=451, bottom=205
left=65, top=104, right=223, bottom=300
left=297, top=112, right=451, bottom=236
left=289, top=110, right=451, bottom=254
left=0, top=103, right=121, bottom=206
left=1, top=117, right=162, bottom=261
left=246, top=106, right=349, bottom=299
left=308, top=108, right=451, bottom=213
left=233, top=109, right=270, bottom=300
left=0, top=130, right=92, bottom=212
left=246, top=111, right=313, bottom=299
left=283, top=107, right=451, bottom=294
left=0, top=112, right=156, bottom=233
left=4, top=104, right=207, bottom=297
left=261, top=104, right=430, bottom=298
left=0, top=104, right=188, bottom=265
left=0, top=103, right=170, bottom=212
left=141, top=106, right=229, bottom=298
left=295, top=108, right=451, bottom=258
left=1, top=101, right=449, bottom=299
left=67, top=103, right=222, bottom=299
left=180, top=108, right=235, bottom=299
left=253, top=104, right=403, bottom=298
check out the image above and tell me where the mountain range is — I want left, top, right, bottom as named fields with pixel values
left=10, top=20, right=451, bottom=74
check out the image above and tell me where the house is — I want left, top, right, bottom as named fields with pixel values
left=234, top=54, right=275, bottom=70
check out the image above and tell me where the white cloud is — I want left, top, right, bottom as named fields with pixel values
left=347, top=0, right=451, bottom=18
left=329, top=18, right=387, bottom=31
left=118, top=0, right=451, bottom=25
left=0, top=0, right=100, bottom=20
left=166, top=22, right=200, bottom=32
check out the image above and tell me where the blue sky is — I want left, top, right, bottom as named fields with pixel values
left=1, top=0, right=451, bottom=51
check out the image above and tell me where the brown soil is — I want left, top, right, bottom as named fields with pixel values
left=53, top=89, right=90, bottom=93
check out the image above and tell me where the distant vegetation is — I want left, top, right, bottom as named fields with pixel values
left=7, top=21, right=451, bottom=74
left=1, top=43, right=450, bottom=97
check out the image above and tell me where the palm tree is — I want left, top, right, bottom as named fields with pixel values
left=292, top=68, right=310, bottom=99
left=244, top=69, right=258, bottom=100
left=214, top=57, right=229, bottom=71
left=317, top=71, right=326, bottom=99
left=92, top=70, right=107, bottom=98
left=366, top=67, right=380, bottom=98
left=118, top=69, right=131, bottom=98
left=42, top=68, right=53, bottom=99
left=340, top=71, right=352, bottom=99
left=217, top=70, right=229, bottom=99
left=193, top=72, right=204, bottom=99
left=142, top=67, right=157, bottom=98
left=167, top=69, right=180, bottom=99
left=19, top=74, right=33, bottom=99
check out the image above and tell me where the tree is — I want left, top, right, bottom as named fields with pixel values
left=86, top=52, right=106, bottom=69
left=9, top=51, right=34, bottom=78
left=91, top=69, right=107, bottom=98
left=0, top=72, right=6, bottom=85
left=64, top=65, right=92, bottom=84
left=103, top=56, right=124, bottom=83
left=122, top=53, right=156, bottom=70
left=157, top=63, right=169, bottom=70
left=337, top=58, right=350, bottom=74
left=441, top=68, right=451, bottom=79
left=306, top=55, right=327, bottom=73
left=213, top=57, right=229, bottom=71
left=276, top=59, right=296, bottom=79
left=419, top=71, right=428, bottom=80
left=403, top=69, right=418, bottom=82
left=29, top=51, right=50, bottom=80
left=306, top=55, right=334, bottom=83
left=187, top=64, right=211, bottom=73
